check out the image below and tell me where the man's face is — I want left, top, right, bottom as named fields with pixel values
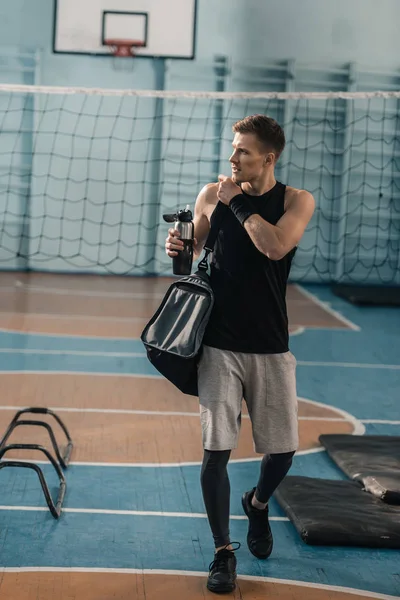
left=229, top=132, right=273, bottom=184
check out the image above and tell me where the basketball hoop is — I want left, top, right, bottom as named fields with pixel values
left=104, top=39, right=144, bottom=58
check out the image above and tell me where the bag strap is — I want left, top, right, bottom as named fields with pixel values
left=197, top=201, right=227, bottom=271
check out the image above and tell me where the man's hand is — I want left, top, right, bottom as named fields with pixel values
left=217, top=175, right=241, bottom=205
left=165, top=228, right=183, bottom=257
left=165, top=228, right=197, bottom=257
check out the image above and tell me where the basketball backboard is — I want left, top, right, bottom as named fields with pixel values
left=53, top=0, right=197, bottom=59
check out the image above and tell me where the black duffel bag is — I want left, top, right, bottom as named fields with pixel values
left=140, top=202, right=226, bottom=396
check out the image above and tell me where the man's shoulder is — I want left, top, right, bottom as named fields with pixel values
left=285, top=185, right=313, bottom=199
left=284, top=185, right=315, bottom=210
left=201, top=182, right=219, bottom=199
left=196, top=182, right=219, bottom=217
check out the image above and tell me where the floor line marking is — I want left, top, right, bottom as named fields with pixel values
left=0, top=393, right=365, bottom=467
left=0, top=567, right=396, bottom=599
left=288, top=326, right=305, bottom=336
left=0, top=506, right=288, bottom=520
left=0, top=405, right=348, bottom=421
left=3, top=284, right=167, bottom=299
left=299, top=396, right=365, bottom=436
left=0, top=455, right=321, bottom=468
left=0, top=348, right=145, bottom=357
left=0, top=316, right=334, bottom=324
left=296, top=361, right=400, bottom=369
left=0, top=371, right=163, bottom=379
left=0, top=314, right=146, bottom=322
left=290, top=324, right=357, bottom=331
left=361, top=419, right=400, bottom=425
left=0, top=325, right=146, bottom=341
left=1, top=354, right=398, bottom=369
left=294, top=284, right=361, bottom=331
left=3, top=391, right=345, bottom=467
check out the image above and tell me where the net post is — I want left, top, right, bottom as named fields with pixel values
left=279, top=59, right=296, bottom=184
left=334, top=62, right=358, bottom=282
left=212, top=55, right=229, bottom=180
left=394, top=91, right=400, bottom=284
left=145, top=58, right=167, bottom=274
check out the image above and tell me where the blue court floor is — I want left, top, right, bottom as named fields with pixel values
left=0, top=283, right=399, bottom=599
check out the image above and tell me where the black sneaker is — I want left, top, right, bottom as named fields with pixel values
left=241, top=488, right=273, bottom=559
left=207, top=543, right=240, bottom=594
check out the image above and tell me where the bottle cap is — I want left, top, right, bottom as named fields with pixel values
left=162, top=206, right=192, bottom=223
left=177, top=206, right=193, bottom=222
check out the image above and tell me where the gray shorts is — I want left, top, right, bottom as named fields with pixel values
left=197, top=345, right=298, bottom=454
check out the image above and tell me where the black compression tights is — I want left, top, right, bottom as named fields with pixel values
left=200, top=449, right=295, bottom=548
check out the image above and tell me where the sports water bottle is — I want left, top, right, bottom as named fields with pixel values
left=163, top=205, right=194, bottom=276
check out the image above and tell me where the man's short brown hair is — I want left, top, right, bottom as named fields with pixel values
left=232, top=114, right=285, bottom=161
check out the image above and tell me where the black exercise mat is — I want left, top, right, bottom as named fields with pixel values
left=331, top=284, right=400, bottom=306
left=274, top=476, right=400, bottom=548
left=319, top=434, right=400, bottom=504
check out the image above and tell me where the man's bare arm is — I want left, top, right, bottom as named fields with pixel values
left=216, top=176, right=315, bottom=261
left=243, top=190, right=315, bottom=260
left=192, top=184, right=217, bottom=260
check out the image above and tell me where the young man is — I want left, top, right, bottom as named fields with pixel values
left=165, top=114, right=315, bottom=594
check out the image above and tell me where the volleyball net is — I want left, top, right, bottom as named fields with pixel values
left=0, top=84, right=399, bottom=284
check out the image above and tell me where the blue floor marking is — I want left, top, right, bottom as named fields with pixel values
left=302, top=284, right=400, bottom=332
left=0, top=284, right=399, bottom=597
left=0, top=353, right=158, bottom=375
left=2, top=326, right=400, bottom=367
left=0, top=510, right=399, bottom=597
left=0, top=331, right=144, bottom=353
left=0, top=350, right=397, bottom=422
left=0, top=451, right=346, bottom=514
left=290, top=327, right=400, bottom=364
left=364, top=423, right=400, bottom=436
left=296, top=366, right=399, bottom=420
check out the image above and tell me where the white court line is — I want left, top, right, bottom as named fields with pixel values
left=297, top=361, right=400, bottom=370
left=290, top=324, right=355, bottom=331
left=0, top=405, right=348, bottom=422
left=294, top=284, right=361, bottom=331
left=300, top=396, right=365, bottom=436
left=0, top=370, right=162, bottom=379
left=1, top=350, right=399, bottom=369
left=0, top=395, right=363, bottom=466
left=2, top=284, right=167, bottom=299
left=0, top=322, right=354, bottom=343
left=0, top=453, right=322, bottom=468
left=0, top=567, right=396, bottom=600
left=361, top=419, right=400, bottom=425
left=0, top=348, right=145, bottom=357
left=5, top=283, right=318, bottom=303
left=0, top=325, right=146, bottom=342
left=288, top=325, right=305, bottom=336
left=0, top=313, right=146, bottom=321
left=0, top=506, right=287, bottom=520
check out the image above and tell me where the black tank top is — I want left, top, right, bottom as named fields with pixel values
left=203, top=181, right=295, bottom=354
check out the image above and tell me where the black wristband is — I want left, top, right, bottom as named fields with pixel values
left=229, top=194, right=256, bottom=226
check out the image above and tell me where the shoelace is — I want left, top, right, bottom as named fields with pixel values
left=209, top=542, right=241, bottom=571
